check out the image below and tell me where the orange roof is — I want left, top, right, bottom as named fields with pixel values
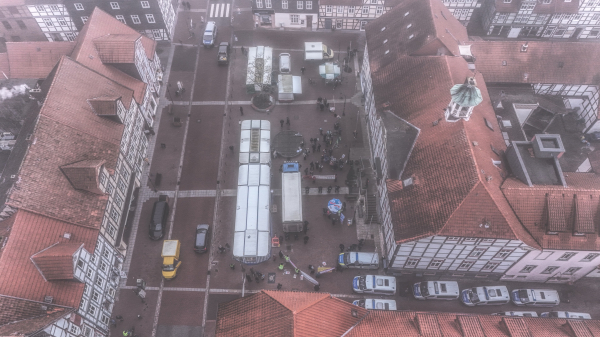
left=71, top=8, right=147, bottom=104
left=0, top=295, right=75, bottom=335
left=94, top=34, right=139, bottom=64
left=31, top=242, right=83, bottom=281
left=215, top=290, right=367, bottom=336
left=0, top=210, right=97, bottom=307
left=5, top=42, right=76, bottom=79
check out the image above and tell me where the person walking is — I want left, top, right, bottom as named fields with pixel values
left=229, top=263, right=235, bottom=270
left=280, top=119, right=284, bottom=127
left=303, top=220, right=309, bottom=234
left=294, top=267, right=300, bottom=274
left=312, top=143, right=316, bottom=152
left=284, top=255, right=290, bottom=263
left=303, top=236, right=309, bottom=244
left=318, top=186, right=322, bottom=193
left=314, top=284, right=320, bottom=291
left=339, top=244, right=345, bottom=252
left=305, top=186, right=310, bottom=194
left=304, top=167, right=309, bottom=175
left=277, top=283, right=282, bottom=289
left=317, top=143, right=321, bottom=152
left=239, top=106, right=244, bottom=115
left=246, top=274, right=252, bottom=282
left=241, top=46, right=245, bottom=55
left=278, top=263, right=284, bottom=270
left=279, top=250, right=284, bottom=259
left=301, top=67, right=305, bottom=74
left=286, top=117, right=290, bottom=126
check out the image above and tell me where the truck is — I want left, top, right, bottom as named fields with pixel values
left=161, top=240, right=181, bottom=279
left=281, top=162, right=303, bottom=232
left=304, top=42, right=334, bottom=61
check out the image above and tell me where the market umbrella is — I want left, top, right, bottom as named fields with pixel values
left=319, top=62, right=341, bottom=80
left=328, top=199, right=342, bottom=213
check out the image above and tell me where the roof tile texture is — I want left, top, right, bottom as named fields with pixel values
left=0, top=295, right=73, bottom=335
left=5, top=42, right=76, bottom=79
left=31, top=242, right=82, bottom=280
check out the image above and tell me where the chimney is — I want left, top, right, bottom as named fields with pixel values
left=521, top=42, right=528, bottom=52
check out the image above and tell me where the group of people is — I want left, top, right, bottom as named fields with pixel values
left=339, top=239, right=365, bottom=253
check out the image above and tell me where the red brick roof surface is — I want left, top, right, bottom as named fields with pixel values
left=60, top=159, right=106, bottom=195
left=31, top=242, right=83, bottom=281
left=0, top=295, right=74, bottom=335
left=5, top=42, right=76, bottom=79
left=215, top=290, right=367, bottom=336
left=0, top=210, right=97, bottom=307
left=6, top=56, right=128, bottom=227
left=469, top=41, right=600, bottom=85
left=94, top=34, right=139, bottom=64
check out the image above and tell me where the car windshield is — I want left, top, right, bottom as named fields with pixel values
left=154, top=223, right=162, bottom=231
left=358, top=276, right=366, bottom=290
left=203, top=34, right=212, bottom=40
left=356, top=299, right=365, bottom=307
left=344, top=253, right=351, bottom=265
left=163, top=264, right=174, bottom=271
left=420, top=283, right=429, bottom=297
left=468, top=289, right=481, bottom=303
left=219, top=46, right=227, bottom=53
left=518, top=289, right=530, bottom=303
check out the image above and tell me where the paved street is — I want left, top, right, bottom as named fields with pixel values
left=110, top=1, right=600, bottom=337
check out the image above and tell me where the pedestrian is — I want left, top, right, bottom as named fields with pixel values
left=310, top=161, right=314, bottom=169
left=277, top=283, right=282, bottom=289
left=335, top=185, right=340, bottom=193
left=230, top=263, right=235, bottom=270
left=304, top=236, right=309, bottom=244
left=353, top=130, right=358, bottom=139
left=312, top=144, right=316, bottom=152
left=229, top=145, right=234, bottom=152
left=319, top=128, right=323, bottom=135
left=110, top=318, right=117, bottom=327
left=305, top=186, right=310, bottom=194
left=312, top=176, right=316, bottom=184
left=246, top=274, right=252, bottom=282
left=225, top=243, right=230, bottom=250
left=304, top=168, right=309, bottom=175
left=255, top=274, right=260, bottom=283
left=137, top=314, right=142, bottom=319
left=286, top=117, right=290, bottom=126
left=186, top=1, right=191, bottom=10
left=323, top=98, right=328, bottom=105
left=319, top=103, right=324, bottom=111
left=303, top=220, right=309, bottom=233
left=280, top=119, right=284, bottom=127
left=317, top=97, right=322, bottom=103
left=343, top=201, right=346, bottom=211
left=301, top=67, right=305, bottom=74
left=314, top=284, right=320, bottom=291
left=241, top=46, right=245, bottom=55
left=240, top=106, right=244, bottom=115
left=279, top=250, right=284, bottom=259
left=318, top=186, right=322, bottom=193
left=279, top=235, right=283, bottom=243
left=123, top=330, right=130, bottom=336
left=279, top=263, right=284, bottom=270
left=218, top=245, right=226, bottom=253
left=332, top=218, right=336, bottom=225
left=317, top=143, right=321, bottom=152
left=284, top=255, right=290, bottom=262
left=339, top=244, right=345, bottom=252
left=295, top=268, right=300, bottom=274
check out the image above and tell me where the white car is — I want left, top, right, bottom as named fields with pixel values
left=541, top=311, right=591, bottom=319
left=352, top=299, right=397, bottom=311
left=461, top=286, right=510, bottom=306
left=492, top=311, right=539, bottom=317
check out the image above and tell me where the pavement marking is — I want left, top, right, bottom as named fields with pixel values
left=172, top=99, right=349, bottom=106
left=209, top=3, right=230, bottom=17
left=209, top=3, right=215, bottom=17
left=147, top=188, right=350, bottom=198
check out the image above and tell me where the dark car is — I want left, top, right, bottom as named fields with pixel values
left=194, top=224, right=210, bottom=253
left=149, top=197, right=169, bottom=240
left=217, top=42, right=230, bottom=64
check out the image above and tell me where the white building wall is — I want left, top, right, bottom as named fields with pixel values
left=502, top=249, right=600, bottom=283
left=27, top=4, right=78, bottom=41
left=273, top=13, right=317, bottom=29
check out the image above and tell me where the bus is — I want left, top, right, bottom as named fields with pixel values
left=239, top=120, right=271, bottom=165
left=233, top=120, right=272, bottom=264
left=281, top=162, right=303, bottom=232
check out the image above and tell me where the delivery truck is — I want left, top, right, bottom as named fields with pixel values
left=281, top=162, right=303, bottom=232
left=304, top=42, right=334, bottom=61
left=161, top=240, right=181, bottom=279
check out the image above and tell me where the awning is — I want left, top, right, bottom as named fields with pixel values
left=278, top=75, right=302, bottom=94
left=319, top=63, right=341, bottom=80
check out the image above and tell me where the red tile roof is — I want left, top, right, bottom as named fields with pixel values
left=0, top=210, right=97, bottom=307
left=215, top=290, right=367, bottom=336
left=71, top=8, right=148, bottom=104
left=6, top=56, right=129, bottom=227
left=344, top=310, right=600, bottom=336
left=0, top=295, right=75, bottom=335
left=93, top=34, right=139, bottom=64
left=469, top=41, right=600, bottom=85
left=366, top=0, right=469, bottom=64
left=5, top=42, right=76, bottom=79
left=31, top=242, right=83, bottom=281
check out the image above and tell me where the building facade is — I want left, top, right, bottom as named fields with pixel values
left=317, top=0, right=396, bottom=30
left=0, top=4, right=49, bottom=46
left=251, top=0, right=318, bottom=30
left=440, top=0, right=482, bottom=25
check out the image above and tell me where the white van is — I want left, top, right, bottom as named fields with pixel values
left=203, top=21, right=217, bottom=47
left=460, top=285, right=510, bottom=306
left=541, top=311, right=591, bottom=319
left=352, top=299, right=397, bottom=311
left=413, top=281, right=459, bottom=300
left=279, top=53, right=291, bottom=73
left=492, top=311, right=539, bottom=317
left=353, top=275, right=396, bottom=295
left=338, top=252, right=379, bottom=270
left=511, top=289, right=560, bottom=307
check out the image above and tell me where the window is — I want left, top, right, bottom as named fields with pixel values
left=86, top=268, right=94, bottom=279
left=282, top=0, right=288, bottom=8
left=108, top=287, right=116, bottom=297
left=110, top=207, right=119, bottom=221
left=256, top=0, right=263, bottom=8
left=118, top=179, right=127, bottom=192
left=326, top=5, right=332, bottom=13
left=116, top=15, right=126, bottom=24
left=297, top=1, right=303, bottom=9
left=362, top=6, right=369, bottom=14
left=107, top=225, right=116, bottom=238
left=290, top=14, right=299, bottom=23
left=95, top=276, right=104, bottom=287
left=428, top=259, right=444, bottom=269
left=494, top=249, right=512, bottom=259
left=102, top=248, right=110, bottom=259
left=463, top=238, right=478, bottom=244
left=77, top=259, right=85, bottom=269
left=110, top=2, right=120, bottom=9
left=458, top=260, right=475, bottom=270
left=88, top=304, right=97, bottom=316
left=57, top=18, right=67, bottom=26
left=543, top=0, right=552, bottom=3
left=541, top=266, right=559, bottom=274
left=81, top=16, right=89, bottom=24
left=43, top=18, right=54, bottom=27
left=376, top=6, right=383, bottom=14
left=141, top=1, right=150, bottom=8
left=101, top=315, right=110, bottom=325
left=65, top=32, right=76, bottom=41
left=70, top=325, right=80, bottom=334
left=306, top=1, right=312, bottom=9
left=348, top=6, right=354, bottom=13
left=558, top=252, right=576, bottom=261
left=266, top=0, right=272, bottom=8
left=92, top=291, right=100, bottom=302
left=405, top=258, right=420, bottom=268
left=336, top=20, right=342, bottom=28
left=16, top=20, right=27, bottom=29
left=75, top=3, right=84, bottom=10
left=80, top=299, right=87, bottom=310
left=503, top=0, right=511, bottom=2
left=519, top=265, right=537, bottom=273
left=446, top=237, right=460, bottom=242
left=563, top=267, right=581, bottom=275
left=481, top=261, right=499, bottom=271
left=131, top=15, right=141, bottom=24
left=146, top=14, right=155, bottom=23
left=469, top=248, right=487, bottom=257
left=100, top=261, right=108, bottom=272
left=2, top=21, right=12, bottom=30
left=36, top=5, right=45, bottom=12
left=582, top=253, right=599, bottom=262
left=337, top=6, right=344, bottom=13
left=90, top=254, right=97, bottom=264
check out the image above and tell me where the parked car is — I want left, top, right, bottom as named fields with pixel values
left=353, top=275, right=396, bottom=295
left=511, top=289, right=560, bottom=307
left=194, top=224, right=210, bottom=253
left=352, top=299, right=397, bottom=311
left=203, top=21, right=217, bottom=47
left=461, top=286, right=510, bottom=306
left=541, top=311, right=591, bottom=319
left=492, top=311, right=539, bottom=317
left=217, top=42, right=230, bottom=64
left=149, top=196, right=169, bottom=240
left=413, top=281, right=459, bottom=300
